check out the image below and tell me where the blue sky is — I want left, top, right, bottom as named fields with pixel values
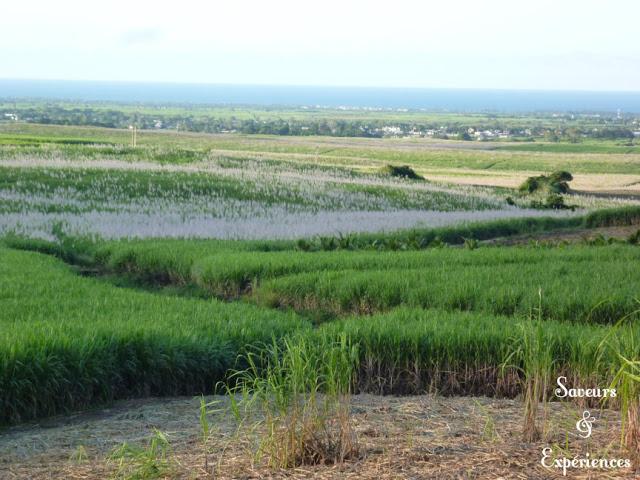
left=2, top=0, right=639, bottom=91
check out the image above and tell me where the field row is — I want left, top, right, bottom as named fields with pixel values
left=81, top=239, right=640, bottom=324
left=1, top=246, right=637, bottom=426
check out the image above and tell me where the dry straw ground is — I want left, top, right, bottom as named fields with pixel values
left=1, top=395, right=635, bottom=479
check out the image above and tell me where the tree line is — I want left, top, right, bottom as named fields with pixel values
left=1, top=105, right=638, bottom=140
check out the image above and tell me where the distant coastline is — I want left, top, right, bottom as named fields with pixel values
left=1, top=79, right=640, bottom=113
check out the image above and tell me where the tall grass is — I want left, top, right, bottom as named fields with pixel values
left=225, top=334, right=359, bottom=468
left=320, top=308, right=620, bottom=397
left=503, top=292, right=554, bottom=441
left=599, top=317, right=640, bottom=468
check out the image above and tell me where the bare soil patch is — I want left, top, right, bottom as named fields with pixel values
left=1, top=395, right=634, bottom=479
left=421, top=170, right=640, bottom=195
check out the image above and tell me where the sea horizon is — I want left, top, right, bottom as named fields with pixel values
left=2, top=78, right=640, bottom=113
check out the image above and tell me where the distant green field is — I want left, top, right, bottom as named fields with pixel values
left=2, top=123, right=639, bottom=175
left=496, top=142, right=640, bottom=154
left=0, top=135, right=112, bottom=146
left=1, top=100, right=620, bottom=127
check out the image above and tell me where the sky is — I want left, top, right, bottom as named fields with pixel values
left=1, top=0, right=639, bottom=91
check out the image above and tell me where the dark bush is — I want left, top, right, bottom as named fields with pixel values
left=545, top=194, right=570, bottom=209
left=380, top=165, right=423, bottom=180
left=628, top=229, right=640, bottom=245
left=548, top=171, right=573, bottom=183
left=519, top=176, right=541, bottom=194
left=519, top=171, right=573, bottom=195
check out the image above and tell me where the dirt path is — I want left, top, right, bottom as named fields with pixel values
left=0, top=395, right=634, bottom=479
left=421, top=170, right=640, bottom=195
left=483, top=224, right=640, bottom=246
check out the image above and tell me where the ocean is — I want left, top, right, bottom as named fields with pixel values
left=1, top=79, right=640, bottom=113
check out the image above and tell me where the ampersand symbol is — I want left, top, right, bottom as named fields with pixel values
left=576, top=410, right=596, bottom=438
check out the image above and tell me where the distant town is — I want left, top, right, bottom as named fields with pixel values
left=1, top=102, right=639, bottom=141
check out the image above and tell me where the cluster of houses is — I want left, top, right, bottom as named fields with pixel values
left=468, top=128, right=513, bottom=140
left=375, top=125, right=517, bottom=140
